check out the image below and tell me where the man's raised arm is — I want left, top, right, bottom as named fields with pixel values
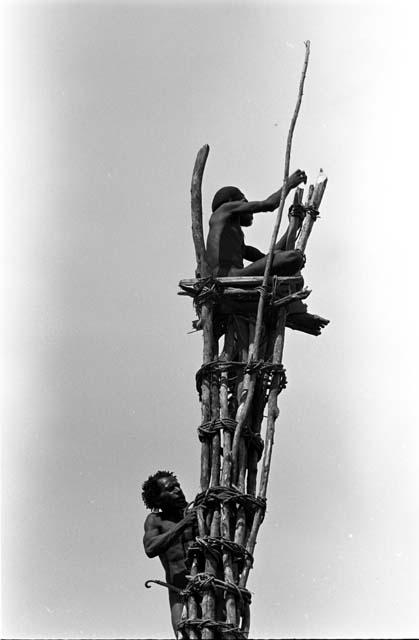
left=143, top=512, right=195, bottom=558
left=227, top=169, right=307, bottom=216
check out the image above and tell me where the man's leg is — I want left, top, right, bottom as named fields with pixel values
left=230, top=249, right=304, bottom=277
left=169, top=593, right=186, bottom=638
left=285, top=204, right=306, bottom=250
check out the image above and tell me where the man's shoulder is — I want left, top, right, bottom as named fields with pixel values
left=209, top=203, right=236, bottom=225
left=144, top=511, right=162, bottom=527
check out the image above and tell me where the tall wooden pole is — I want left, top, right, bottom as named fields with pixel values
left=231, top=41, right=311, bottom=484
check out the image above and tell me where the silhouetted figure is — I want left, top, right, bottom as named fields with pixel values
left=142, top=471, right=196, bottom=638
left=206, top=169, right=307, bottom=277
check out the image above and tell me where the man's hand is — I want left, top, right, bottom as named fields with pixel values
left=181, top=509, right=198, bottom=537
left=182, top=510, right=197, bottom=527
left=286, top=169, right=307, bottom=191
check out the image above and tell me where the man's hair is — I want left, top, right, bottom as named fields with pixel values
left=212, top=186, right=244, bottom=212
left=141, top=470, right=177, bottom=510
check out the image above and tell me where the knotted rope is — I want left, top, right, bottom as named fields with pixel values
left=195, top=360, right=244, bottom=396
left=192, top=276, right=225, bottom=310
left=196, top=360, right=287, bottom=398
left=305, top=205, right=320, bottom=220
left=244, top=360, right=287, bottom=391
left=191, top=485, right=266, bottom=521
left=177, top=617, right=246, bottom=639
left=181, top=572, right=252, bottom=605
left=187, top=536, right=254, bottom=569
left=145, top=573, right=252, bottom=606
left=197, top=418, right=264, bottom=460
left=197, top=417, right=237, bottom=441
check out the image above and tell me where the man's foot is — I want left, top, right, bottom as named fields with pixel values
left=286, top=311, right=329, bottom=336
left=288, top=203, right=306, bottom=222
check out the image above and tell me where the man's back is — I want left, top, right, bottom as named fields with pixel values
left=206, top=207, right=245, bottom=277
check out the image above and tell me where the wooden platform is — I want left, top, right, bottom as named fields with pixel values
left=179, top=275, right=303, bottom=290
left=179, top=276, right=329, bottom=336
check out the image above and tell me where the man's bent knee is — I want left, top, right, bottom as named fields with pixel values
left=275, top=249, right=304, bottom=275
left=287, top=249, right=305, bottom=271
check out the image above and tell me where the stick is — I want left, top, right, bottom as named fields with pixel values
left=191, top=144, right=210, bottom=278
left=231, top=41, right=311, bottom=483
left=240, top=308, right=287, bottom=588
left=185, top=555, right=199, bottom=639
left=202, top=509, right=221, bottom=640
left=220, top=330, right=239, bottom=622
left=220, top=321, right=236, bottom=488
left=286, top=187, right=304, bottom=250
left=253, top=40, right=310, bottom=350
left=295, top=169, right=328, bottom=253
left=200, top=303, right=213, bottom=492
left=210, top=343, right=221, bottom=488
left=203, top=341, right=221, bottom=640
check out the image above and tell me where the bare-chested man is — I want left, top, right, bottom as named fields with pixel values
left=206, top=169, right=307, bottom=277
left=142, top=471, right=197, bottom=638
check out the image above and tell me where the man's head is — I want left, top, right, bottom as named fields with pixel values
left=211, top=186, right=246, bottom=212
left=141, top=470, right=187, bottom=512
left=212, top=185, right=253, bottom=227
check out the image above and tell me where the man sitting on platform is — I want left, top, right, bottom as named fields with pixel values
left=142, top=471, right=197, bottom=638
left=205, top=170, right=329, bottom=335
left=206, top=169, right=307, bottom=278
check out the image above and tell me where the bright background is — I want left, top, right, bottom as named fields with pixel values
left=3, top=1, right=419, bottom=638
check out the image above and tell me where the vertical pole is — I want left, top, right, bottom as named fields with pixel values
left=186, top=555, right=199, bottom=640
left=202, top=340, right=221, bottom=639
left=295, top=171, right=328, bottom=253
left=240, top=307, right=287, bottom=588
left=200, top=305, right=218, bottom=639
left=220, top=321, right=238, bottom=627
left=286, top=187, right=304, bottom=250
left=200, top=303, right=213, bottom=493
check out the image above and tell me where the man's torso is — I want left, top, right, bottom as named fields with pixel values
left=155, top=514, right=196, bottom=587
left=206, top=216, right=244, bottom=276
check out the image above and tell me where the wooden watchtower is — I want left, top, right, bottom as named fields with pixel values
left=175, top=143, right=329, bottom=639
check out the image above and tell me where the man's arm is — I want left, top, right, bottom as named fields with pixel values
left=243, top=245, right=265, bottom=262
left=143, top=512, right=195, bottom=558
left=224, top=170, right=307, bottom=216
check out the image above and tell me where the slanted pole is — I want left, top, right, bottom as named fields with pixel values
left=240, top=306, right=287, bottom=588
left=231, top=41, right=311, bottom=485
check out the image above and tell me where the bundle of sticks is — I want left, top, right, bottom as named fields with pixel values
left=176, top=42, right=330, bottom=639
left=178, top=164, right=327, bottom=639
left=178, top=291, right=287, bottom=639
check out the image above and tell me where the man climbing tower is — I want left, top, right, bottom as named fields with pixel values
left=142, top=471, right=197, bottom=637
left=206, top=169, right=307, bottom=278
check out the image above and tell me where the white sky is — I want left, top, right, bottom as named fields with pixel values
left=2, top=1, right=419, bottom=638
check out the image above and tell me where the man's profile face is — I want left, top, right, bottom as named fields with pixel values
left=156, top=476, right=187, bottom=511
left=234, top=193, right=253, bottom=227
left=240, top=212, right=254, bottom=227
